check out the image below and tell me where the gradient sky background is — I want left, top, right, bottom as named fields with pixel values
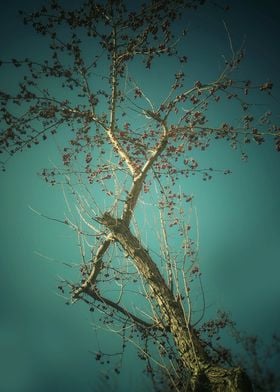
left=0, top=1, right=280, bottom=391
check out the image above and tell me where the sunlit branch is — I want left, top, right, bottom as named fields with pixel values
left=106, top=26, right=138, bottom=177
left=122, top=122, right=169, bottom=223
left=72, top=235, right=113, bottom=299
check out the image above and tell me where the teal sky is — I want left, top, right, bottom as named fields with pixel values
left=0, top=1, right=280, bottom=391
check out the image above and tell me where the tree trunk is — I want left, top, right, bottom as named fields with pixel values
left=99, top=212, right=253, bottom=392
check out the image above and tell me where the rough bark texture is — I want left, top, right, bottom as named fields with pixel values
left=99, top=212, right=253, bottom=392
left=203, top=366, right=253, bottom=392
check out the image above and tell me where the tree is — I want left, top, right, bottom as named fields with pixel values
left=0, top=0, right=279, bottom=391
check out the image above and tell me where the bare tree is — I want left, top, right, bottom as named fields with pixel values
left=1, top=1, right=279, bottom=391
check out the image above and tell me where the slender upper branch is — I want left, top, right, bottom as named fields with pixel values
left=106, top=26, right=138, bottom=177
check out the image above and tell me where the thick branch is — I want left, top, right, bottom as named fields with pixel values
left=122, top=124, right=169, bottom=223
left=99, top=212, right=208, bottom=372
left=99, top=212, right=253, bottom=391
